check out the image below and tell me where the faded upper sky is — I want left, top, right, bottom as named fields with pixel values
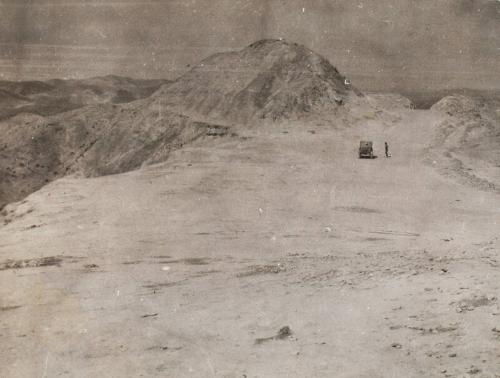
left=0, top=0, right=499, bottom=91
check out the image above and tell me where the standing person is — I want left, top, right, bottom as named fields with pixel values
left=385, top=142, right=390, bottom=158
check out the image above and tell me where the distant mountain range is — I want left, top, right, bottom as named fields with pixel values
left=0, top=75, right=169, bottom=120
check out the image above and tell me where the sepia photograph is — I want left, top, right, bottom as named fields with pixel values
left=1, top=0, right=499, bottom=377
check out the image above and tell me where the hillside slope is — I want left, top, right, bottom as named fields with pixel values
left=0, top=101, right=224, bottom=209
left=429, top=94, right=500, bottom=192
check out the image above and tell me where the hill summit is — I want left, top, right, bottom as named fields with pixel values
left=154, top=39, right=355, bottom=122
left=431, top=94, right=480, bottom=116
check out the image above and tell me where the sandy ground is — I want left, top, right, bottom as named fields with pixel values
left=1, top=109, right=500, bottom=377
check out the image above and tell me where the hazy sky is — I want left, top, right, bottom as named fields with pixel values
left=1, top=0, right=499, bottom=91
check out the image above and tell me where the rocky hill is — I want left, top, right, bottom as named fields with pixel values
left=431, top=94, right=480, bottom=116
left=0, top=39, right=360, bottom=210
left=154, top=39, right=356, bottom=122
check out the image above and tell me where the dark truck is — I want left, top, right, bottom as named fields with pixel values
left=359, top=141, right=374, bottom=159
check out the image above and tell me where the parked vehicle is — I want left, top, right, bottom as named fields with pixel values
left=359, top=141, right=374, bottom=159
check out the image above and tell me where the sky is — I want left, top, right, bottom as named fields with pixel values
left=0, top=0, right=499, bottom=92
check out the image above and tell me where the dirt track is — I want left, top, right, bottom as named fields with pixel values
left=1, top=109, right=500, bottom=377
